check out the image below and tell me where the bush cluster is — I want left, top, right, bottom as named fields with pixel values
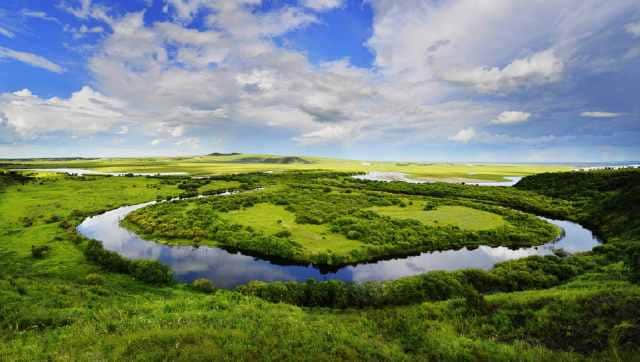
left=238, top=254, right=599, bottom=308
left=84, top=240, right=172, bottom=285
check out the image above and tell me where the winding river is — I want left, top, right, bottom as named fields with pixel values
left=77, top=195, right=600, bottom=288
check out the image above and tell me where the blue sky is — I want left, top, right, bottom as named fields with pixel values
left=0, top=0, right=639, bottom=161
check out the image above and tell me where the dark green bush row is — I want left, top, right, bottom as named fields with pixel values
left=84, top=240, right=172, bottom=285
left=0, top=171, right=32, bottom=191
left=238, top=254, right=602, bottom=308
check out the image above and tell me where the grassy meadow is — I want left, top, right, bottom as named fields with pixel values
left=368, top=202, right=507, bottom=231
left=221, top=203, right=363, bottom=254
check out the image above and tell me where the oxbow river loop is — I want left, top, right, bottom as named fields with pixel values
left=77, top=192, right=600, bottom=288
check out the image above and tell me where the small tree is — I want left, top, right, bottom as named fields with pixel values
left=625, top=244, right=640, bottom=283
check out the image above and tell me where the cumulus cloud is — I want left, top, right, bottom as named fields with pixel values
left=301, top=0, right=343, bottom=12
left=6, top=0, right=639, bottom=153
left=627, top=21, right=640, bottom=37
left=0, top=26, right=14, bottom=38
left=0, top=86, right=125, bottom=137
left=491, top=111, right=531, bottom=125
left=449, top=128, right=476, bottom=143
left=581, top=112, right=621, bottom=118
left=442, top=50, right=564, bottom=93
left=0, top=47, right=65, bottom=73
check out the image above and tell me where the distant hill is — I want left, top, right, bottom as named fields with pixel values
left=230, top=156, right=312, bottom=164
left=207, top=152, right=242, bottom=156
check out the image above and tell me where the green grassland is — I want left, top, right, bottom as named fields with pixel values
left=1, top=169, right=639, bottom=361
left=369, top=202, right=506, bottom=231
left=2, top=153, right=571, bottom=181
left=221, top=203, right=363, bottom=254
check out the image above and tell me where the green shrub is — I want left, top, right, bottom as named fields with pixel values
left=85, top=273, right=104, bottom=285
left=274, top=230, right=292, bottom=238
left=625, top=243, right=640, bottom=283
left=45, top=215, right=61, bottom=224
left=192, top=278, right=215, bottom=293
left=129, top=260, right=173, bottom=285
left=31, top=245, right=50, bottom=259
left=84, top=240, right=172, bottom=285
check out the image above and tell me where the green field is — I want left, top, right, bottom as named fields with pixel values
left=1, top=168, right=640, bottom=360
left=1, top=153, right=572, bottom=182
left=369, top=203, right=506, bottom=231
left=221, top=203, right=363, bottom=254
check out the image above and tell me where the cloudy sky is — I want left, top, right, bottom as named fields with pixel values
left=1, top=0, right=639, bottom=161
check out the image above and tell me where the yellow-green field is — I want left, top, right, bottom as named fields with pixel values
left=221, top=203, right=363, bottom=254
left=1, top=153, right=572, bottom=182
left=368, top=202, right=506, bottom=231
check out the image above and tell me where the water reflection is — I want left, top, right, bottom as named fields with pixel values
left=77, top=199, right=601, bottom=288
left=352, top=172, right=523, bottom=186
left=466, top=176, right=523, bottom=186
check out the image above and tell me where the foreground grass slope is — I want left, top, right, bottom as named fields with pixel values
left=1, top=169, right=639, bottom=361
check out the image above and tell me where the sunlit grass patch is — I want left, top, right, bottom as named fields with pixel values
left=221, top=203, right=363, bottom=254
left=369, top=202, right=506, bottom=231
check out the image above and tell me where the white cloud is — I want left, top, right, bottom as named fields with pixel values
left=22, top=10, right=61, bottom=23
left=0, top=47, right=65, bottom=73
left=60, top=0, right=113, bottom=24
left=174, top=137, right=200, bottom=148
left=627, top=21, right=640, bottom=37
left=491, top=111, right=531, bottom=125
left=442, top=49, right=564, bottom=93
left=449, top=128, right=476, bottom=143
left=581, top=111, right=621, bottom=118
left=301, top=0, right=343, bottom=12
left=0, top=86, right=125, bottom=137
left=64, top=24, right=105, bottom=39
left=0, top=26, right=14, bottom=38
left=294, top=125, right=355, bottom=144
left=366, top=0, right=636, bottom=92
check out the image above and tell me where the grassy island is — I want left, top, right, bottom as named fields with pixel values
left=123, top=172, right=561, bottom=267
